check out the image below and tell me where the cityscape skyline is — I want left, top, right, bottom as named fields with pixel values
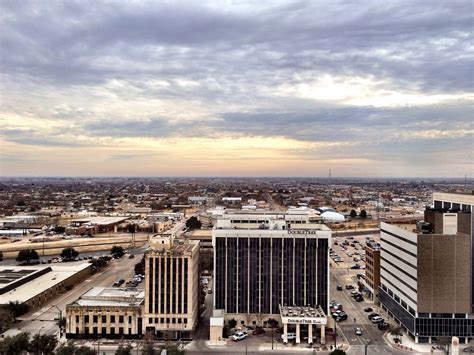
left=1, top=1, right=473, bottom=177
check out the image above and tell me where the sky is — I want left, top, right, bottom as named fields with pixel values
left=0, top=0, right=473, bottom=177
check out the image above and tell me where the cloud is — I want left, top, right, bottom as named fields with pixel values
left=0, top=0, right=473, bottom=176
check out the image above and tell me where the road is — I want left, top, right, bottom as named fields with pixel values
left=8, top=244, right=149, bottom=338
left=329, top=235, right=409, bottom=354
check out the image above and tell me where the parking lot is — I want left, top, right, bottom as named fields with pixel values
left=330, top=233, right=393, bottom=348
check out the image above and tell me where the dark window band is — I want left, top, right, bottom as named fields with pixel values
left=381, top=266, right=417, bottom=303
left=381, top=256, right=417, bottom=282
left=381, top=229, right=417, bottom=247
left=381, top=236, right=417, bottom=258
left=381, top=247, right=417, bottom=270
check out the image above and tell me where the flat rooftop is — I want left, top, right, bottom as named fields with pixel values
left=280, top=305, right=326, bottom=318
left=0, top=263, right=91, bottom=304
left=70, top=217, right=128, bottom=225
left=71, top=287, right=144, bottom=307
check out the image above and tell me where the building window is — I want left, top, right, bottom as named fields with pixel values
left=178, top=318, right=182, bottom=324
left=119, top=315, right=124, bottom=323
left=93, top=315, right=98, bottom=323
left=184, top=318, right=187, bottom=324
left=119, top=327, right=124, bottom=335
left=101, top=327, right=106, bottom=335
left=172, top=318, right=176, bottom=324
left=166, top=318, right=170, bottom=324
left=102, top=315, right=106, bottom=323
left=76, top=315, right=79, bottom=323
left=85, top=315, right=89, bottom=323
left=111, top=315, right=115, bottom=323
left=129, top=316, right=132, bottom=323
left=149, top=318, right=153, bottom=323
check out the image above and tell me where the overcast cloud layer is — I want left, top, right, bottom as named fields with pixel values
left=1, top=0, right=473, bottom=177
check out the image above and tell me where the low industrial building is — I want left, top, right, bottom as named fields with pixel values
left=0, top=263, right=92, bottom=310
left=66, top=287, right=144, bottom=339
left=67, top=217, right=129, bottom=234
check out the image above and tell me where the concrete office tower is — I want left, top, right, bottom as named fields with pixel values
left=379, top=200, right=473, bottom=344
left=212, top=207, right=331, bottom=344
left=143, top=235, right=200, bottom=340
left=433, top=191, right=474, bottom=314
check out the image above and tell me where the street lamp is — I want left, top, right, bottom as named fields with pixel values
left=52, top=305, right=63, bottom=337
left=365, top=339, right=374, bottom=355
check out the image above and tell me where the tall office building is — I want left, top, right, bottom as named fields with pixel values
left=213, top=207, right=331, bottom=344
left=143, top=235, right=200, bottom=340
left=433, top=191, right=474, bottom=314
left=379, top=199, right=473, bottom=344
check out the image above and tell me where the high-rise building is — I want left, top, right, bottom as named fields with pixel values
left=432, top=191, right=474, bottom=313
left=143, top=235, right=200, bottom=340
left=379, top=202, right=473, bottom=344
left=212, top=207, right=331, bottom=344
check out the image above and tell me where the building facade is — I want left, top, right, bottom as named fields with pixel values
left=363, top=243, right=380, bottom=300
left=142, top=236, right=200, bottom=340
left=66, top=288, right=143, bottom=339
left=379, top=205, right=473, bottom=344
left=213, top=208, right=331, bottom=342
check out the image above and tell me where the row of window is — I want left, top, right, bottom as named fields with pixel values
left=148, top=317, right=188, bottom=324
left=76, top=327, right=134, bottom=335
left=76, top=315, right=133, bottom=324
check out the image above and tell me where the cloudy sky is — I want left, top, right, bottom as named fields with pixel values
left=1, top=1, right=472, bottom=177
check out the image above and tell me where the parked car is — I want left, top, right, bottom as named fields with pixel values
left=368, top=313, right=380, bottom=320
left=336, top=285, right=343, bottom=291
left=345, top=285, right=354, bottom=290
left=335, top=313, right=348, bottom=322
left=207, top=288, right=213, bottom=294
left=350, top=264, right=361, bottom=269
left=355, top=327, right=363, bottom=336
left=281, top=332, right=297, bottom=341
left=252, top=327, right=265, bottom=335
left=232, top=332, right=248, bottom=341
left=371, top=316, right=384, bottom=324
left=378, top=322, right=390, bottom=330
left=364, top=307, right=373, bottom=313
left=355, top=295, right=364, bottom=302
left=128, top=254, right=135, bottom=259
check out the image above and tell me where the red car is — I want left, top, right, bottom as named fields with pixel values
left=252, top=328, right=265, bottom=335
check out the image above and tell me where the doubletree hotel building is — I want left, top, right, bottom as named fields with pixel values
left=212, top=207, right=331, bottom=344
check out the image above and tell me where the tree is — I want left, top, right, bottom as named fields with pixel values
left=185, top=216, right=202, bottom=230
left=16, top=249, right=39, bottom=264
left=6, top=301, right=29, bottom=317
left=434, top=337, right=451, bottom=355
left=111, top=245, right=125, bottom=258
left=115, top=343, right=133, bottom=355
left=56, top=341, right=95, bottom=355
left=0, top=332, right=30, bottom=354
left=60, top=247, right=79, bottom=261
left=360, top=209, right=368, bottom=218
left=30, top=334, right=58, bottom=355
left=53, top=226, right=66, bottom=234
left=159, top=344, right=184, bottom=355
left=329, top=350, right=346, bottom=355
left=350, top=210, right=357, bottom=218
left=0, top=309, right=14, bottom=333
left=200, top=249, right=214, bottom=272
left=389, top=325, right=403, bottom=343
left=228, top=318, right=237, bottom=329
left=134, top=257, right=145, bottom=275
left=267, top=318, right=279, bottom=328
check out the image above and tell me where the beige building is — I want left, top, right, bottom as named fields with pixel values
left=379, top=207, right=473, bottom=344
left=66, top=288, right=144, bottom=339
left=143, top=235, right=200, bottom=340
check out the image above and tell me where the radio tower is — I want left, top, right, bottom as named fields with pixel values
left=329, top=169, right=332, bottom=183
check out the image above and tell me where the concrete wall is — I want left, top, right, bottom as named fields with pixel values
left=417, top=233, right=471, bottom=313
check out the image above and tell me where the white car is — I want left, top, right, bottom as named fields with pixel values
left=281, top=332, right=297, bottom=341
left=232, top=331, right=248, bottom=341
left=355, top=327, right=363, bottom=336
